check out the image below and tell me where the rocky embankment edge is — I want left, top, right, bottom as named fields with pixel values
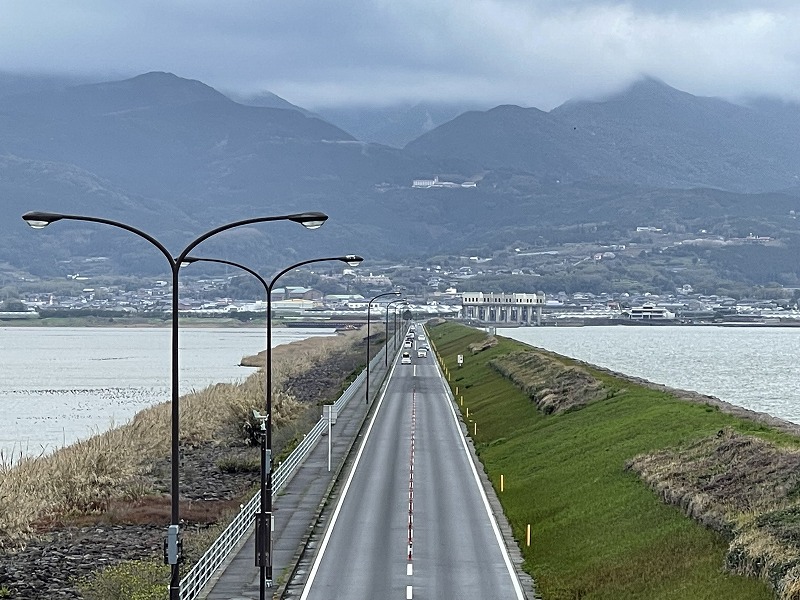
left=0, top=334, right=368, bottom=599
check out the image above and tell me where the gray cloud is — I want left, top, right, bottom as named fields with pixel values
left=1, top=1, right=800, bottom=109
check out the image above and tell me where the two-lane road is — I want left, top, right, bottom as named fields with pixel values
left=300, top=328, right=525, bottom=599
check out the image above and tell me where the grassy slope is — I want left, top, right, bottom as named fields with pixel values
left=428, top=321, right=779, bottom=600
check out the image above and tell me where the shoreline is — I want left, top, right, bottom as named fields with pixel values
left=435, top=322, right=796, bottom=599
left=0, top=317, right=267, bottom=328
left=7, top=315, right=800, bottom=328
left=492, top=319, right=800, bottom=328
left=0, top=328, right=370, bottom=598
left=0, top=326, right=342, bottom=462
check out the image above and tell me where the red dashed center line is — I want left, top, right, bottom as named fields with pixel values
left=407, top=387, right=416, bottom=596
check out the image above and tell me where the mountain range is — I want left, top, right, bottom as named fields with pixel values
left=2, top=71, right=800, bottom=285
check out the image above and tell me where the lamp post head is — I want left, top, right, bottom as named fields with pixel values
left=289, top=212, right=328, bottom=230
left=22, top=211, right=64, bottom=229
left=341, top=255, right=364, bottom=267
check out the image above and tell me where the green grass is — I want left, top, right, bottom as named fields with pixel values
left=429, top=321, right=777, bottom=600
left=78, top=559, right=168, bottom=600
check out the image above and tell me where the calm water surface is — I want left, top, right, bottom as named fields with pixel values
left=500, top=325, right=800, bottom=424
left=0, top=327, right=335, bottom=459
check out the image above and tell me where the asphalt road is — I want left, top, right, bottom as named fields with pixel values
left=299, top=329, right=525, bottom=600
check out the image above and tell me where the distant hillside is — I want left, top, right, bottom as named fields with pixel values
left=0, top=72, right=371, bottom=202
left=229, top=89, right=317, bottom=117
left=0, top=72, right=442, bottom=275
left=406, top=78, right=800, bottom=193
left=3, top=72, right=800, bottom=287
left=317, top=102, right=484, bottom=148
left=0, top=71, right=97, bottom=98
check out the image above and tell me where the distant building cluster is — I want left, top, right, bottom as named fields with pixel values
left=412, top=176, right=477, bottom=189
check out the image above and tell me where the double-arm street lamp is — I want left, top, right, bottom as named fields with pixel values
left=364, top=291, right=401, bottom=405
left=395, top=301, right=410, bottom=350
left=183, top=254, right=362, bottom=597
left=384, top=298, right=405, bottom=367
left=22, top=210, right=328, bottom=600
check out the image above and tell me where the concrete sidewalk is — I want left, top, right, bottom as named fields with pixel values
left=199, top=345, right=395, bottom=600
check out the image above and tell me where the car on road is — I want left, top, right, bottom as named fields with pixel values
left=404, top=339, right=412, bottom=348
left=417, top=347, right=428, bottom=358
left=417, top=334, right=426, bottom=342
left=401, top=351, right=412, bottom=364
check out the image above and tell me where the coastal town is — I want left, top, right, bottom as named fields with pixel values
left=3, top=259, right=800, bottom=326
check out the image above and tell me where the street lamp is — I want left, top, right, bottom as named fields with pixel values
left=384, top=298, right=405, bottom=367
left=183, top=254, right=362, bottom=597
left=365, top=291, right=401, bottom=405
left=395, top=301, right=410, bottom=350
left=22, top=210, right=328, bottom=600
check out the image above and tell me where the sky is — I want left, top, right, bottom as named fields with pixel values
left=2, top=1, right=800, bottom=110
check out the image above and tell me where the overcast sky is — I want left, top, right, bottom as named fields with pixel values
left=2, top=1, right=800, bottom=110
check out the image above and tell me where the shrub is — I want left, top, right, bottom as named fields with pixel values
left=79, top=559, right=168, bottom=600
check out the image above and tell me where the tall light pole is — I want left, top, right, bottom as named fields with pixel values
left=22, top=210, right=328, bottom=600
left=183, top=254, right=362, bottom=597
left=394, top=301, right=409, bottom=350
left=365, top=291, right=400, bottom=405
left=384, top=298, right=404, bottom=367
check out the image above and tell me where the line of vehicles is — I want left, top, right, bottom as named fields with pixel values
left=401, top=324, right=428, bottom=364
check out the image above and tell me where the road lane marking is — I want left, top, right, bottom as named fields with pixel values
left=437, top=370, right=526, bottom=600
left=299, top=359, right=400, bottom=600
left=408, top=387, right=416, bottom=562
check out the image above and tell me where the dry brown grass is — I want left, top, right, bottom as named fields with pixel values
left=0, top=329, right=365, bottom=547
left=629, top=428, right=800, bottom=598
left=489, top=349, right=613, bottom=413
left=468, top=335, right=498, bottom=354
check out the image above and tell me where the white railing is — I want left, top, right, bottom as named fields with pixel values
left=179, top=343, right=390, bottom=599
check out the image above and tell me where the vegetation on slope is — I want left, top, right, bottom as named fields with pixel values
left=0, top=328, right=369, bottom=598
left=427, top=320, right=793, bottom=600
left=630, top=429, right=800, bottom=598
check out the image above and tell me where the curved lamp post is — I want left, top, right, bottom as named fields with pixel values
left=22, top=210, right=328, bottom=600
left=384, top=298, right=405, bottom=367
left=395, top=301, right=410, bottom=350
left=183, top=254, right=362, bottom=596
left=365, top=291, right=401, bottom=405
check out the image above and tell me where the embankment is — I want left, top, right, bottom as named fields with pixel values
left=429, top=321, right=800, bottom=600
left=0, top=328, right=372, bottom=599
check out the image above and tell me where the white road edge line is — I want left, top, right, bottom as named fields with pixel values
left=299, top=359, right=400, bottom=600
left=439, top=370, right=527, bottom=600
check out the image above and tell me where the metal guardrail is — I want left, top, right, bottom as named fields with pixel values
left=179, top=344, right=389, bottom=600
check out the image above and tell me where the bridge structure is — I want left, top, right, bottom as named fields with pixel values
left=461, top=292, right=545, bottom=326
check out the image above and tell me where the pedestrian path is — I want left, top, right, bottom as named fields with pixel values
left=199, top=348, right=393, bottom=600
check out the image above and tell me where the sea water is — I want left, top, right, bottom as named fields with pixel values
left=0, top=327, right=335, bottom=459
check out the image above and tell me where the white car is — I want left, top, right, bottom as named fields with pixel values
left=404, top=339, right=412, bottom=348
left=401, top=352, right=412, bottom=364
left=417, top=334, right=426, bottom=342
left=417, top=347, right=428, bottom=358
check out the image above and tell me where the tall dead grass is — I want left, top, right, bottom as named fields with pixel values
left=629, top=428, right=800, bottom=598
left=490, top=350, right=612, bottom=413
left=0, top=329, right=364, bottom=547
